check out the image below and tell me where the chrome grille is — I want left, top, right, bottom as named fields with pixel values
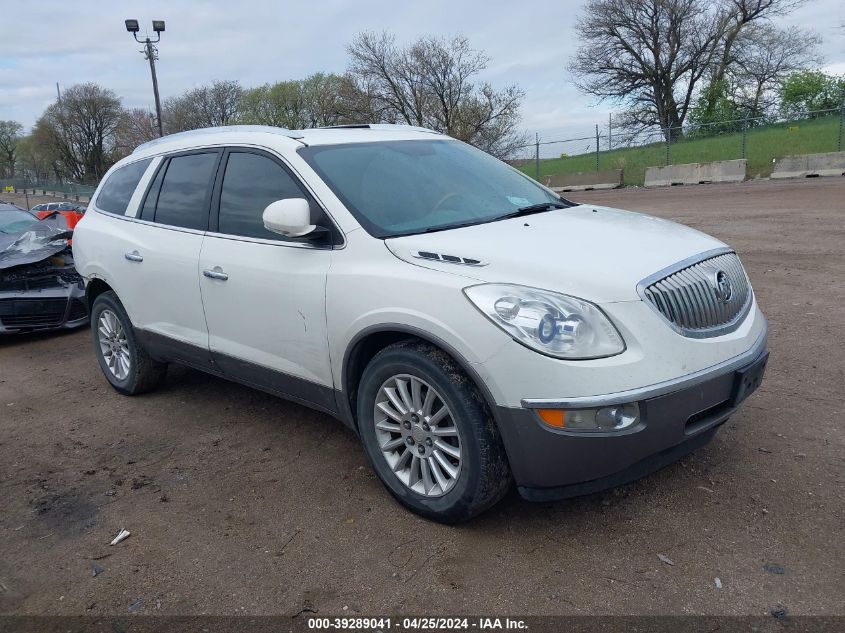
left=639, top=250, right=752, bottom=338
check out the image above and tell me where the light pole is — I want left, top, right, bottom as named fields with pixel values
left=125, top=19, right=165, bottom=137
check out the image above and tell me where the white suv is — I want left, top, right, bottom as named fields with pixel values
left=73, top=124, right=768, bottom=522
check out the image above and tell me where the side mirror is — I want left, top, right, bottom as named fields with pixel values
left=262, top=198, right=316, bottom=238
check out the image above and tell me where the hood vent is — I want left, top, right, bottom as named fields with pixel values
left=414, top=251, right=487, bottom=266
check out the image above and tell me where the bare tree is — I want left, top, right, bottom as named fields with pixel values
left=449, top=84, right=527, bottom=158
left=710, top=0, right=806, bottom=85
left=36, top=83, right=124, bottom=182
left=0, top=120, right=23, bottom=178
left=730, top=24, right=820, bottom=115
left=114, top=108, right=160, bottom=157
left=161, top=94, right=204, bottom=134
left=163, top=80, right=243, bottom=133
left=348, top=32, right=429, bottom=126
left=337, top=73, right=392, bottom=123
left=347, top=32, right=527, bottom=158
left=569, top=0, right=805, bottom=137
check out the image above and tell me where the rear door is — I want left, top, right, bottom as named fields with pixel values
left=197, top=148, right=336, bottom=410
left=116, top=150, right=221, bottom=364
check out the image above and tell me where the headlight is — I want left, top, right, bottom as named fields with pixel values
left=463, top=284, right=625, bottom=359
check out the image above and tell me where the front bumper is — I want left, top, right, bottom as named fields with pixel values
left=0, top=285, right=88, bottom=333
left=495, top=328, right=769, bottom=501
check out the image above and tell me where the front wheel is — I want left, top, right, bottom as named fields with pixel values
left=90, top=291, right=167, bottom=395
left=357, top=341, right=511, bottom=523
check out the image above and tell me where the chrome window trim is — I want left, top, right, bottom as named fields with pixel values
left=89, top=209, right=206, bottom=236
left=203, top=230, right=335, bottom=251
left=636, top=247, right=753, bottom=339
left=521, top=323, right=767, bottom=410
left=92, top=205, right=342, bottom=248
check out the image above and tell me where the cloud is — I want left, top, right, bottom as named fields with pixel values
left=3, top=0, right=843, bottom=144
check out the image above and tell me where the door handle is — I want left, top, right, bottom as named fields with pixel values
left=203, top=267, right=229, bottom=281
left=124, top=251, right=143, bottom=262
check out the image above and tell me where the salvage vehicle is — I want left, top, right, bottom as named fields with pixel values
left=31, top=202, right=86, bottom=230
left=72, top=125, right=768, bottom=522
left=0, top=202, right=88, bottom=333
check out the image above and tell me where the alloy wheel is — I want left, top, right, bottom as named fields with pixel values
left=97, top=309, right=131, bottom=380
left=373, top=374, right=462, bottom=497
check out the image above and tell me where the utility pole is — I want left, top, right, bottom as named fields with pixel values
left=125, top=19, right=166, bottom=137
left=608, top=113, right=612, bottom=151
left=534, top=132, right=540, bottom=180
left=839, top=86, right=845, bottom=152
left=741, top=113, right=749, bottom=159
left=595, top=125, right=600, bottom=172
left=144, top=38, right=163, bottom=137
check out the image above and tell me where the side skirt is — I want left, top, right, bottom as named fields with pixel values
left=134, top=328, right=341, bottom=420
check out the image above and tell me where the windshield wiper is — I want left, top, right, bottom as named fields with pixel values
left=502, top=201, right=569, bottom=219
left=387, top=201, right=571, bottom=238
left=421, top=219, right=486, bottom=234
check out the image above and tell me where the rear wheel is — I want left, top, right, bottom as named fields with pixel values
left=91, top=291, right=167, bottom=395
left=357, top=340, right=511, bottom=523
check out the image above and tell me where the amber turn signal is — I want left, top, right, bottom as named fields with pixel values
left=536, top=404, right=640, bottom=431
left=537, top=408, right=566, bottom=428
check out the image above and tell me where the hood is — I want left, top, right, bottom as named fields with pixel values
left=0, top=223, right=74, bottom=270
left=384, top=204, right=725, bottom=302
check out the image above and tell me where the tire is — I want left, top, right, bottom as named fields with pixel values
left=357, top=340, right=511, bottom=523
left=90, top=291, right=167, bottom=395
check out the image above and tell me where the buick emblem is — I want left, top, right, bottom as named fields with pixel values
left=713, top=270, right=733, bottom=303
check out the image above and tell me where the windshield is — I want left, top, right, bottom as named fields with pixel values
left=299, top=139, right=571, bottom=238
left=0, top=208, right=38, bottom=234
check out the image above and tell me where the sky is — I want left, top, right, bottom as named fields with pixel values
left=1, top=0, right=843, bottom=157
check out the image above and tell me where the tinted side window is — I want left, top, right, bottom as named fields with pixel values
left=96, top=158, right=152, bottom=215
left=153, top=153, right=218, bottom=230
left=218, top=152, right=308, bottom=240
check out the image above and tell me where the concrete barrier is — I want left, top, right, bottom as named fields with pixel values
left=771, top=151, right=845, bottom=179
left=543, top=169, right=623, bottom=192
left=645, top=159, right=746, bottom=187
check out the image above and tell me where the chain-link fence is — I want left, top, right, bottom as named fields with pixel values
left=515, top=106, right=845, bottom=186
left=4, top=107, right=843, bottom=196
left=1, top=179, right=97, bottom=201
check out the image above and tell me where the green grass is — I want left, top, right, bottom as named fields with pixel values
left=520, top=115, right=843, bottom=186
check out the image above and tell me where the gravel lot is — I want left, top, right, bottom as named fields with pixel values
left=0, top=178, right=842, bottom=617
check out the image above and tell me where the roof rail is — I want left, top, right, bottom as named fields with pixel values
left=133, top=125, right=305, bottom=153
left=317, top=123, right=442, bottom=135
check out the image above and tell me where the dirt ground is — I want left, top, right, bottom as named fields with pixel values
left=0, top=178, right=842, bottom=617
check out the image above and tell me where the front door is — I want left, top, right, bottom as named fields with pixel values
left=198, top=149, right=336, bottom=412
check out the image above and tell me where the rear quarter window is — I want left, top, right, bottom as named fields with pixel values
left=96, top=158, right=152, bottom=215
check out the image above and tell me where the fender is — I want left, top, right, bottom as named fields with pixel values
left=338, top=323, right=503, bottom=434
